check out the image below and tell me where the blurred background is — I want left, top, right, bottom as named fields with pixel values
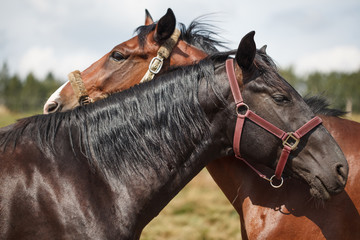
left=1, top=0, right=360, bottom=117
left=1, top=1, right=359, bottom=239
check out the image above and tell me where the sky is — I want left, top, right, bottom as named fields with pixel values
left=1, top=0, right=360, bottom=81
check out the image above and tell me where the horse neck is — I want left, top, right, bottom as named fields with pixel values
left=124, top=138, right=226, bottom=235
left=82, top=64, right=232, bottom=235
left=94, top=121, right=228, bottom=237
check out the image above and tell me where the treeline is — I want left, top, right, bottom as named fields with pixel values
left=0, top=62, right=359, bottom=113
left=0, top=63, right=63, bottom=112
left=280, top=67, right=360, bottom=113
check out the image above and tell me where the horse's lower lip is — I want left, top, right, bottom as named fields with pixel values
left=309, top=177, right=331, bottom=200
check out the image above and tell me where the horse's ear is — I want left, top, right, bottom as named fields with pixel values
left=259, top=45, right=267, bottom=54
left=154, top=8, right=176, bottom=43
left=235, top=31, right=256, bottom=71
left=145, top=9, right=154, bottom=25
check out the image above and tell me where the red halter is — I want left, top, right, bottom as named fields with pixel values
left=226, top=59, right=322, bottom=188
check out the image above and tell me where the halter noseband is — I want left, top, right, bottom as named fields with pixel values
left=68, top=28, right=181, bottom=106
left=68, top=70, right=93, bottom=106
left=226, top=59, right=322, bottom=188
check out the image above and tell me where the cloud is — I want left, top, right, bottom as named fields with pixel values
left=29, top=0, right=51, bottom=13
left=1, top=1, right=360, bottom=80
left=294, top=46, right=360, bottom=75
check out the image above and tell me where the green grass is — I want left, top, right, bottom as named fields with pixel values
left=347, top=113, right=360, bottom=122
left=0, top=110, right=42, bottom=128
left=141, top=170, right=241, bottom=240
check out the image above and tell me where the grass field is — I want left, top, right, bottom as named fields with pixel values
left=0, top=106, right=42, bottom=127
left=346, top=113, right=360, bottom=122
left=1, top=109, right=359, bottom=239
left=141, top=170, right=241, bottom=240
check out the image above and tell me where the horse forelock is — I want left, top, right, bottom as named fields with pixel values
left=247, top=50, right=288, bottom=92
left=135, top=24, right=156, bottom=48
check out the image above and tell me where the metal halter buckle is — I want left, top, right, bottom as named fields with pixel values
left=282, top=132, right=300, bottom=150
left=148, top=56, right=164, bottom=74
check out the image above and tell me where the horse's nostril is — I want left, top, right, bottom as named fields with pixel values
left=335, top=163, right=347, bottom=186
left=44, top=101, right=60, bottom=114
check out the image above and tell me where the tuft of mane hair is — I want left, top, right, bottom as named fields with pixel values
left=135, top=14, right=228, bottom=54
left=305, top=95, right=346, bottom=117
left=178, top=14, right=228, bottom=54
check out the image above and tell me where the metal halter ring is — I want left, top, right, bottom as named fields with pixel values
left=236, top=103, right=249, bottom=116
left=269, top=175, right=284, bottom=188
left=148, top=56, right=164, bottom=74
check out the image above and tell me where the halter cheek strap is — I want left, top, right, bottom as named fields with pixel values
left=226, top=59, right=322, bottom=188
left=140, top=28, right=181, bottom=83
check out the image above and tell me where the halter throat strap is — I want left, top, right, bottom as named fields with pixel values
left=226, top=59, right=322, bottom=188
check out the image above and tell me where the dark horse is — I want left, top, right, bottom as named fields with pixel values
left=43, top=9, right=353, bottom=238
left=215, top=100, right=360, bottom=240
left=0, top=31, right=348, bottom=239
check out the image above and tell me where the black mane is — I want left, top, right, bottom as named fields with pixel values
left=135, top=15, right=227, bottom=53
left=305, top=95, right=346, bottom=117
left=1, top=58, right=227, bottom=180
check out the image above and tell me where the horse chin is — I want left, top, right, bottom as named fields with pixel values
left=308, top=177, right=331, bottom=201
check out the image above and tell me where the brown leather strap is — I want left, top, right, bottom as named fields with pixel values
left=226, top=58, right=322, bottom=186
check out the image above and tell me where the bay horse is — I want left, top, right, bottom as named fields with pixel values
left=42, top=9, right=352, bottom=238
left=0, top=32, right=348, bottom=239
left=43, top=9, right=223, bottom=114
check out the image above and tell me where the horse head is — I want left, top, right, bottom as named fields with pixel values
left=220, top=31, right=348, bottom=200
left=43, top=8, right=209, bottom=113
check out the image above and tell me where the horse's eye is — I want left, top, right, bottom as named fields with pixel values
left=110, top=51, right=125, bottom=62
left=272, top=94, right=290, bottom=104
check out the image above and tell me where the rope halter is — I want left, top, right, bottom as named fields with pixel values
left=140, top=28, right=181, bottom=83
